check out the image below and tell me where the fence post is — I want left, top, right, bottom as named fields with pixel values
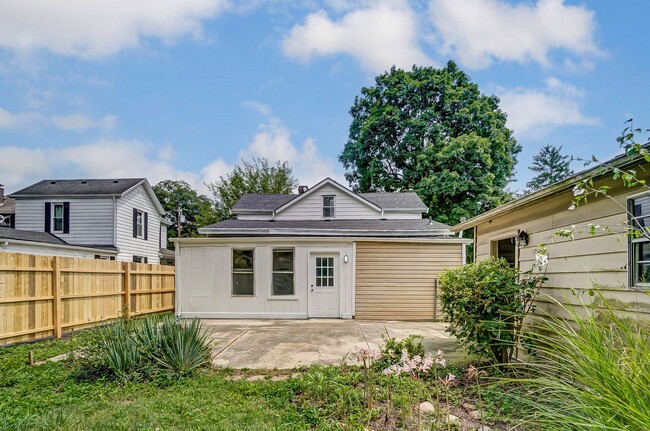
left=433, top=278, right=438, bottom=321
left=52, top=256, right=62, bottom=338
left=124, top=262, right=131, bottom=318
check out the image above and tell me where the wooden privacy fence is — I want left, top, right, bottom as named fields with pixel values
left=0, top=251, right=175, bottom=346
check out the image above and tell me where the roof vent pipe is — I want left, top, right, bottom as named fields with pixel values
left=298, top=185, right=308, bottom=194
left=428, top=217, right=433, bottom=226
left=0, top=184, right=4, bottom=204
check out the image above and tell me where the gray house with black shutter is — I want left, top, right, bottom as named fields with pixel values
left=8, top=178, right=170, bottom=263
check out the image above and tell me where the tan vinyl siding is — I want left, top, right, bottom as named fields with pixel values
left=355, top=241, right=463, bottom=320
left=472, top=169, right=650, bottom=319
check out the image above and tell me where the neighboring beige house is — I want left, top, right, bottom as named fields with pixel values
left=452, top=150, right=650, bottom=320
left=8, top=178, right=172, bottom=263
left=175, top=178, right=469, bottom=320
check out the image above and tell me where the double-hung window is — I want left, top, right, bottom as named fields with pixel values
left=232, top=249, right=254, bottom=296
left=272, top=249, right=294, bottom=296
left=136, top=210, right=144, bottom=238
left=52, top=203, right=65, bottom=233
left=322, top=195, right=335, bottom=218
left=629, top=194, right=650, bottom=287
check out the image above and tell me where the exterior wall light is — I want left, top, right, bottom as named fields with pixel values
left=343, top=255, right=349, bottom=263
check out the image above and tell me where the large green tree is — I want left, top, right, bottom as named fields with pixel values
left=526, top=144, right=573, bottom=191
left=206, top=157, right=298, bottom=220
left=339, top=61, right=521, bottom=225
left=153, top=180, right=217, bottom=247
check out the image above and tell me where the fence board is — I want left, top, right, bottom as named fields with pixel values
left=0, top=251, right=175, bottom=345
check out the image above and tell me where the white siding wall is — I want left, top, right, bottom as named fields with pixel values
left=116, top=185, right=162, bottom=264
left=176, top=240, right=354, bottom=319
left=275, top=184, right=380, bottom=220
left=14, top=198, right=115, bottom=245
left=236, top=213, right=274, bottom=220
left=0, top=243, right=114, bottom=259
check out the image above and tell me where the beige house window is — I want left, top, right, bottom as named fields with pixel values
left=272, top=249, right=294, bottom=296
left=629, top=195, right=650, bottom=287
left=491, top=237, right=517, bottom=267
left=322, top=195, right=335, bottom=218
left=233, top=249, right=254, bottom=296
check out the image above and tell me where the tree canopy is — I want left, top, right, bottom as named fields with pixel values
left=206, top=157, right=298, bottom=220
left=152, top=180, right=217, bottom=247
left=526, top=144, right=574, bottom=191
left=339, top=61, right=521, bottom=225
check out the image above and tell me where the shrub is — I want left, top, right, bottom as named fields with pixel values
left=439, top=258, right=541, bottom=364
left=78, top=314, right=212, bottom=381
left=374, top=334, right=425, bottom=370
left=512, top=291, right=650, bottom=430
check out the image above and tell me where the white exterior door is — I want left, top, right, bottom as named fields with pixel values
left=309, top=253, right=340, bottom=318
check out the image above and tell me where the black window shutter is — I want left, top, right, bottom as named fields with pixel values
left=63, top=202, right=70, bottom=234
left=144, top=212, right=148, bottom=240
left=44, top=202, right=51, bottom=233
left=9, top=215, right=14, bottom=229
left=144, top=257, right=148, bottom=264
left=132, top=208, right=138, bottom=238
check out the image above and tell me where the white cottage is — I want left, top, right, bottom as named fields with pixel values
left=175, top=178, right=469, bottom=320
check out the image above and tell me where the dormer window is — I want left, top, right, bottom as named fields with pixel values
left=322, top=195, right=335, bottom=218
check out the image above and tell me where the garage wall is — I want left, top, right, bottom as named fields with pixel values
left=354, top=241, right=463, bottom=320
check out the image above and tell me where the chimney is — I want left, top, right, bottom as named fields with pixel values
left=298, top=185, right=309, bottom=194
left=0, top=184, right=4, bottom=204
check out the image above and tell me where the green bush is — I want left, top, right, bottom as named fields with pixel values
left=374, top=334, right=425, bottom=370
left=79, top=314, right=212, bottom=381
left=512, top=291, right=650, bottom=430
left=439, top=258, right=541, bottom=364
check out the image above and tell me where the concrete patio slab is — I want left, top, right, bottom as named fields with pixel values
left=201, top=319, right=464, bottom=369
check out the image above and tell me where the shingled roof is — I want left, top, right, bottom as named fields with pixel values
left=199, top=218, right=451, bottom=237
left=231, top=191, right=426, bottom=212
left=0, top=227, right=69, bottom=245
left=11, top=178, right=145, bottom=197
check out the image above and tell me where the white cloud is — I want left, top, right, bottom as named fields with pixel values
left=497, top=78, right=599, bottom=138
left=0, top=0, right=229, bottom=58
left=201, top=158, right=232, bottom=184
left=51, top=114, right=117, bottom=131
left=240, top=100, right=272, bottom=117
left=239, top=116, right=344, bottom=187
left=429, top=0, right=601, bottom=69
left=0, top=107, right=42, bottom=130
left=282, top=1, right=433, bottom=72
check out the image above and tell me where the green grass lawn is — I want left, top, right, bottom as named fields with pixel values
left=0, top=329, right=534, bottom=431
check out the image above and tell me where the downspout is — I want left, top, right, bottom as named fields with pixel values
left=381, top=209, right=384, bottom=219
left=112, top=196, right=117, bottom=253
left=272, top=210, right=276, bottom=220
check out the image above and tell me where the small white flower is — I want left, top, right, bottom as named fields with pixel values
left=568, top=204, right=576, bottom=211
left=573, top=186, right=585, bottom=196
left=534, top=253, right=548, bottom=268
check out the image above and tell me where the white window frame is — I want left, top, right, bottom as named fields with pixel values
left=52, top=203, right=65, bottom=234
left=136, top=210, right=144, bottom=239
left=628, top=194, right=650, bottom=288
left=271, top=248, right=295, bottom=297
left=489, top=232, right=519, bottom=268
left=322, top=195, right=335, bottom=219
left=232, top=248, right=255, bottom=297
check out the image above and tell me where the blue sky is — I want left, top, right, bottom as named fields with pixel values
left=0, top=0, right=648, bottom=195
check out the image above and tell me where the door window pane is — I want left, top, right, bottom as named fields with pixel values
left=315, top=256, right=335, bottom=289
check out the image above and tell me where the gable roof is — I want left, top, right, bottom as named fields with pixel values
left=10, top=178, right=165, bottom=214
left=230, top=179, right=427, bottom=214
left=11, top=178, right=145, bottom=197
left=232, top=194, right=295, bottom=212
left=360, top=193, right=427, bottom=210
left=275, top=178, right=381, bottom=214
left=451, top=146, right=648, bottom=232
left=198, top=218, right=454, bottom=238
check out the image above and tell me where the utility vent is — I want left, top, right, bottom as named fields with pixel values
left=50, top=181, right=56, bottom=184
left=81, top=180, right=87, bottom=184
left=298, top=185, right=309, bottom=194
left=113, top=180, right=119, bottom=183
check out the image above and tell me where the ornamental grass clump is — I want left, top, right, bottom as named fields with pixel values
left=79, top=314, right=212, bottom=381
left=512, top=291, right=650, bottom=430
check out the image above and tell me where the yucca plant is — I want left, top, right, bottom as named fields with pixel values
left=154, top=316, right=212, bottom=375
left=512, top=290, right=650, bottom=430
left=102, top=337, right=140, bottom=378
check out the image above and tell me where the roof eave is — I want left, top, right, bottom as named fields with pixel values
left=197, top=227, right=456, bottom=237
left=451, top=150, right=646, bottom=232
